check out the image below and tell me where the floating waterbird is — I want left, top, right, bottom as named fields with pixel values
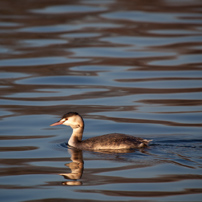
left=50, top=112, right=152, bottom=151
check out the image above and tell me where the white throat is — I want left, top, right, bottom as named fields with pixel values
left=68, top=126, right=84, bottom=147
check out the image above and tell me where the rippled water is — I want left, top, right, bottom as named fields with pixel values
left=0, top=0, right=202, bottom=201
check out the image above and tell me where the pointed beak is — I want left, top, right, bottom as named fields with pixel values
left=50, top=120, right=64, bottom=126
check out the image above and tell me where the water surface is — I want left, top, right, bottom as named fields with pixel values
left=0, top=0, right=202, bottom=202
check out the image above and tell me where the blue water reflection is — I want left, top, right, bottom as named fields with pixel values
left=0, top=0, right=202, bottom=202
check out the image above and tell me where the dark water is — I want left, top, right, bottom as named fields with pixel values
left=0, top=0, right=202, bottom=201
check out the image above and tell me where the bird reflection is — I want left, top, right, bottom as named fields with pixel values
left=60, top=147, right=83, bottom=186
left=59, top=146, right=150, bottom=186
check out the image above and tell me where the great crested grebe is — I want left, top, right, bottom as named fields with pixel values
left=50, top=112, right=152, bottom=151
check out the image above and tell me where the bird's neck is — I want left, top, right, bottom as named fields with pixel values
left=68, top=126, right=84, bottom=147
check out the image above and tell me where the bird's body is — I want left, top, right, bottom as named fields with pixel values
left=77, top=133, right=150, bottom=150
left=50, top=112, right=152, bottom=151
